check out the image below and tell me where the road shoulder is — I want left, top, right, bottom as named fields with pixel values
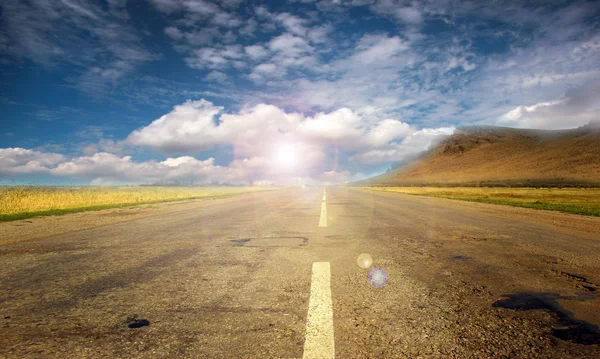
left=353, top=187, right=600, bottom=239
left=0, top=192, right=263, bottom=245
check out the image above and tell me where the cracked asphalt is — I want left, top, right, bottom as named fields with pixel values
left=1, top=187, right=600, bottom=358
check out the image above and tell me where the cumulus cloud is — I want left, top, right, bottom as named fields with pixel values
left=1, top=98, right=454, bottom=184
left=126, top=98, right=416, bottom=157
left=51, top=153, right=233, bottom=183
left=364, top=119, right=414, bottom=147
left=126, top=100, right=225, bottom=153
left=0, top=149, right=263, bottom=185
left=0, top=148, right=65, bottom=175
left=0, top=149, right=336, bottom=185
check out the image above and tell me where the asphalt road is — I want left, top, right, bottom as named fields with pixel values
left=1, top=187, right=600, bottom=358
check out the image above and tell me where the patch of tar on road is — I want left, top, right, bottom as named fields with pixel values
left=4, top=248, right=201, bottom=315
left=276, top=207, right=313, bottom=210
left=229, top=237, right=308, bottom=247
left=493, top=292, right=600, bottom=345
left=324, top=234, right=353, bottom=240
left=230, top=238, right=252, bottom=245
left=551, top=270, right=599, bottom=292
left=126, top=316, right=150, bottom=329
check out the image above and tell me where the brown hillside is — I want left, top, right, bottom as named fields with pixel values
left=362, top=123, right=600, bottom=186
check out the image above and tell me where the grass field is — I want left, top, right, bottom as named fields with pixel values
left=0, top=186, right=271, bottom=221
left=362, top=187, right=600, bottom=216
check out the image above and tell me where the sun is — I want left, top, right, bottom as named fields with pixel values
left=275, top=143, right=297, bottom=169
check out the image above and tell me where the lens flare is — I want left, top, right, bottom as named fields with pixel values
left=368, top=267, right=388, bottom=288
left=357, top=253, right=373, bottom=269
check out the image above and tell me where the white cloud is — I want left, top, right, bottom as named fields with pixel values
left=297, top=108, right=364, bottom=140
left=212, top=12, right=242, bottom=27
left=395, top=6, right=422, bottom=24
left=269, top=33, right=313, bottom=57
left=369, top=1, right=424, bottom=24
left=275, top=13, right=309, bottom=37
left=351, top=126, right=456, bottom=164
left=1, top=97, right=456, bottom=184
left=364, top=119, right=414, bottom=147
left=352, top=35, right=410, bottom=65
left=184, top=45, right=244, bottom=69
left=496, top=80, right=600, bottom=129
left=127, top=99, right=417, bottom=154
left=0, top=148, right=65, bottom=175
left=249, top=62, right=286, bottom=81
left=307, top=24, right=332, bottom=44
left=244, top=44, right=269, bottom=60
left=0, top=0, right=158, bottom=95
left=254, top=63, right=278, bottom=74
left=127, top=98, right=422, bottom=168
left=50, top=152, right=248, bottom=184
left=205, top=70, right=228, bottom=82
left=127, top=99, right=224, bottom=153
left=164, top=26, right=184, bottom=40
left=82, top=139, right=125, bottom=156
left=6, top=0, right=600, bottom=186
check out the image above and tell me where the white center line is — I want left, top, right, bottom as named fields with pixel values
left=303, top=262, right=335, bottom=359
left=319, top=189, right=327, bottom=227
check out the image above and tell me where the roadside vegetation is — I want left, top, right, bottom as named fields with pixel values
left=362, top=187, right=600, bottom=217
left=0, top=186, right=271, bottom=221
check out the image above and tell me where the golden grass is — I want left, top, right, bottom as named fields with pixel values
left=362, top=187, right=600, bottom=216
left=0, top=186, right=270, bottom=220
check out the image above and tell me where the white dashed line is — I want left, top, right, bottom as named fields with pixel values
left=303, top=262, right=335, bottom=359
left=319, top=189, right=327, bottom=227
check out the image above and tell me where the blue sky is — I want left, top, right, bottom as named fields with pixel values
left=1, top=0, right=599, bottom=185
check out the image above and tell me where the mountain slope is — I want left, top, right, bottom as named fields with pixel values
left=361, top=123, right=600, bottom=186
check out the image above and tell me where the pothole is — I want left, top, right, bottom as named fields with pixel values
left=493, top=292, right=600, bottom=345
left=230, top=237, right=308, bottom=247
left=126, top=315, right=150, bottom=329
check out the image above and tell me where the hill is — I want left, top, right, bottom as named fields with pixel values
left=359, top=122, right=600, bottom=187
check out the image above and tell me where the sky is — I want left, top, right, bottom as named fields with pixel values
left=1, top=0, right=599, bottom=186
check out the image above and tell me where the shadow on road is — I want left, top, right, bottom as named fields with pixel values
left=493, top=292, right=600, bottom=345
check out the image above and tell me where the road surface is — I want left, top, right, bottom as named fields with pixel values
left=1, top=187, right=600, bottom=358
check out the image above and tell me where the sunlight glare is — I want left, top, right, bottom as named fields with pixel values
left=275, top=143, right=297, bottom=169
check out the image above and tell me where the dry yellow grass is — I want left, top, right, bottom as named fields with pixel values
left=0, top=186, right=270, bottom=220
left=363, top=187, right=600, bottom=216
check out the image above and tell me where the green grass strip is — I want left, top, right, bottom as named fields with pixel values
left=0, top=193, right=244, bottom=222
left=364, top=189, right=600, bottom=217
